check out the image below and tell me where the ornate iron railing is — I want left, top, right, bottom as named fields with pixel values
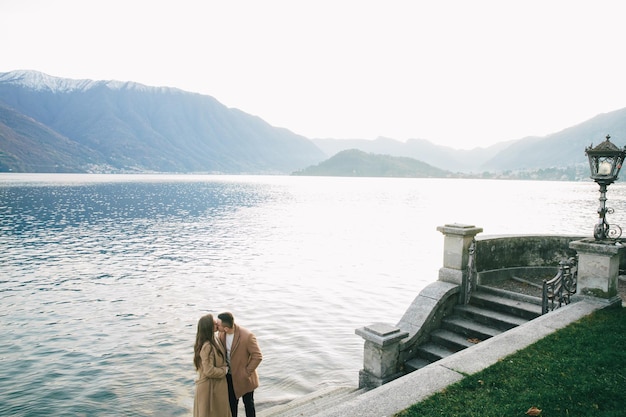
left=463, top=239, right=477, bottom=305
left=542, top=257, right=578, bottom=314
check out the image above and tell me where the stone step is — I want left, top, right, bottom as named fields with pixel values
left=470, top=290, right=542, bottom=320
left=405, top=291, right=541, bottom=372
left=403, top=287, right=539, bottom=379
left=430, top=328, right=477, bottom=351
left=455, top=303, right=530, bottom=331
left=404, top=357, right=430, bottom=373
left=476, top=284, right=543, bottom=305
left=258, top=386, right=363, bottom=417
left=416, top=341, right=456, bottom=363
left=441, top=315, right=502, bottom=341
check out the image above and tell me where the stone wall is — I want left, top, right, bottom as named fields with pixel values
left=475, top=235, right=584, bottom=276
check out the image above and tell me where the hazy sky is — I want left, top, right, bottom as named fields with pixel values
left=2, top=0, right=625, bottom=149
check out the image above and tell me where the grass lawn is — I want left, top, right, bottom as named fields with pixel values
left=397, top=305, right=626, bottom=417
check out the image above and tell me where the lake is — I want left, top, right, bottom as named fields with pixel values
left=1, top=173, right=623, bottom=416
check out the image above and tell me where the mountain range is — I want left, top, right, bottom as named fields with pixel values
left=0, top=70, right=324, bottom=173
left=1, top=70, right=625, bottom=175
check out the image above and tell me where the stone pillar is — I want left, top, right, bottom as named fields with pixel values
left=436, top=223, right=483, bottom=285
left=355, top=322, right=408, bottom=389
left=569, top=239, right=624, bottom=305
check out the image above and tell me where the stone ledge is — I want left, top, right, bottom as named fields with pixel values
left=355, top=323, right=408, bottom=346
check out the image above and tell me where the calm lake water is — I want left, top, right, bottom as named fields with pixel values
left=1, top=173, right=624, bottom=416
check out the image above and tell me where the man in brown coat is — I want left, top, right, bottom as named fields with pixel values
left=217, top=312, right=263, bottom=417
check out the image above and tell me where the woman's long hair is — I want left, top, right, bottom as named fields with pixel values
left=193, top=313, right=223, bottom=370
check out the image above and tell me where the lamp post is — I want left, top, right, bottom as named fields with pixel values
left=585, top=135, right=626, bottom=240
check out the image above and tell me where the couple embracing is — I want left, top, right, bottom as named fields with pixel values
left=193, top=312, right=263, bottom=417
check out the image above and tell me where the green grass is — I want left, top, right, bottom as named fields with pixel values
left=397, top=305, right=626, bottom=417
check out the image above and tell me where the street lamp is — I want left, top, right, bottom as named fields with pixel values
left=585, top=135, right=626, bottom=240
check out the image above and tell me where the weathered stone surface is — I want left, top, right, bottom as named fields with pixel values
left=356, top=323, right=408, bottom=388
left=356, top=323, right=408, bottom=345
left=396, top=281, right=458, bottom=342
left=571, top=239, right=626, bottom=299
left=437, top=224, right=483, bottom=271
left=475, top=235, right=583, bottom=272
left=438, top=267, right=464, bottom=285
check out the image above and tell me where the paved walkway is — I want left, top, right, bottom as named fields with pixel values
left=314, top=298, right=610, bottom=417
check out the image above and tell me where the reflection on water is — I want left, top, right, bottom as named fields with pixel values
left=1, top=174, right=622, bottom=416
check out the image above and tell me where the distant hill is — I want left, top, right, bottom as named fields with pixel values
left=312, top=137, right=515, bottom=173
left=0, top=70, right=326, bottom=173
left=312, top=110, right=626, bottom=174
left=292, top=149, right=454, bottom=177
left=480, top=108, right=626, bottom=171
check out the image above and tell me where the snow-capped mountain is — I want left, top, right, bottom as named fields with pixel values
left=0, top=70, right=175, bottom=93
left=0, top=70, right=326, bottom=173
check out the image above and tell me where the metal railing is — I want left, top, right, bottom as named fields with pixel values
left=542, top=257, right=578, bottom=314
left=463, top=239, right=477, bottom=305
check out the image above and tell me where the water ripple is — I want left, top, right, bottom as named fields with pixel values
left=1, top=174, right=621, bottom=416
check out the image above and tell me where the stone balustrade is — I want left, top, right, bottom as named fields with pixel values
left=356, top=223, right=623, bottom=389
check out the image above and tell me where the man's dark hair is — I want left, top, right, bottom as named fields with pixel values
left=218, top=312, right=234, bottom=328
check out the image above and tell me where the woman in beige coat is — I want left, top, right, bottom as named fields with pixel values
left=193, top=314, right=231, bottom=417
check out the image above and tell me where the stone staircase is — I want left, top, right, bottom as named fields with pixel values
left=258, top=386, right=366, bottom=417
left=405, top=285, right=542, bottom=372
left=259, top=285, right=542, bottom=416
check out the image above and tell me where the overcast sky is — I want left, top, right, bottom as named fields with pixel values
left=2, top=0, right=625, bottom=149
